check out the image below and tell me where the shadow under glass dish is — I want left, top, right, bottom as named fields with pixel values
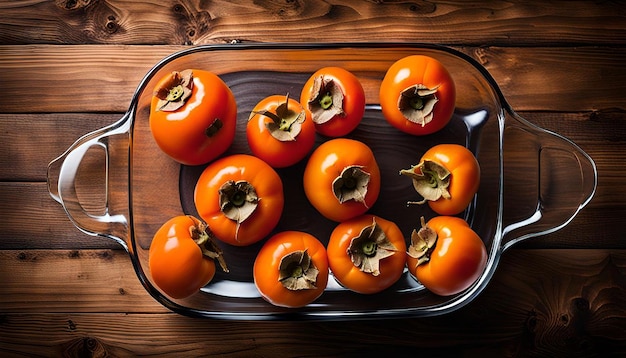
left=47, top=43, right=597, bottom=320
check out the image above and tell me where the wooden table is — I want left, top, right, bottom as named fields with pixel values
left=1, top=1, right=625, bottom=356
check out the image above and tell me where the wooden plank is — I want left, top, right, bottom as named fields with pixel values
left=518, top=111, right=626, bottom=213
left=0, top=45, right=174, bottom=113
left=1, top=45, right=625, bottom=113
left=0, top=183, right=122, bottom=250
left=516, top=208, right=626, bottom=249
left=0, top=110, right=624, bottom=249
left=2, top=110, right=623, bottom=183
left=468, top=46, right=626, bottom=112
left=0, top=113, right=120, bottom=181
left=520, top=110, right=626, bottom=147
left=0, top=1, right=624, bottom=46
left=0, top=248, right=623, bottom=314
left=0, top=249, right=624, bottom=356
left=0, top=249, right=165, bottom=313
left=1, top=1, right=622, bottom=356
left=1, top=180, right=624, bottom=250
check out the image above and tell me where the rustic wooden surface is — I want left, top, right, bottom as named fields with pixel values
left=1, top=1, right=625, bottom=356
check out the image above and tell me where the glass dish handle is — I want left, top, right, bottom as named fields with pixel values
left=47, top=114, right=131, bottom=250
left=500, top=111, right=597, bottom=251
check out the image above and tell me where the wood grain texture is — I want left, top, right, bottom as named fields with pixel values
left=2, top=110, right=623, bottom=249
left=0, top=183, right=120, bottom=250
left=0, top=249, right=624, bottom=356
left=0, top=113, right=120, bottom=181
left=2, top=0, right=625, bottom=356
left=1, top=179, right=624, bottom=251
left=1, top=45, right=625, bottom=113
left=0, top=249, right=164, bottom=313
left=1, top=0, right=625, bottom=46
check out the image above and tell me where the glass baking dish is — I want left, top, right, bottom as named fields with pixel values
left=47, top=43, right=597, bottom=320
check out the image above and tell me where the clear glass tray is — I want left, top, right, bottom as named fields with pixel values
left=47, top=43, right=597, bottom=320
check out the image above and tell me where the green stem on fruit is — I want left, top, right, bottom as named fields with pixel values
left=347, top=217, right=397, bottom=276
left=399, top=159, right=451, bottom=206
left=218, top=180, right=259, bottom=243
left=154, top=69, right=194, bottom=112
left=319, top=92, right=334, bottom=110
left=249, top=93, right=306, bottom=141
left=332, top=165, right=371, bottom=207
left=307, top=76, right=345, bottom=125
left=397, top=83, right=439, bottom=126
left=278, top=249, right=319, bottom=290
